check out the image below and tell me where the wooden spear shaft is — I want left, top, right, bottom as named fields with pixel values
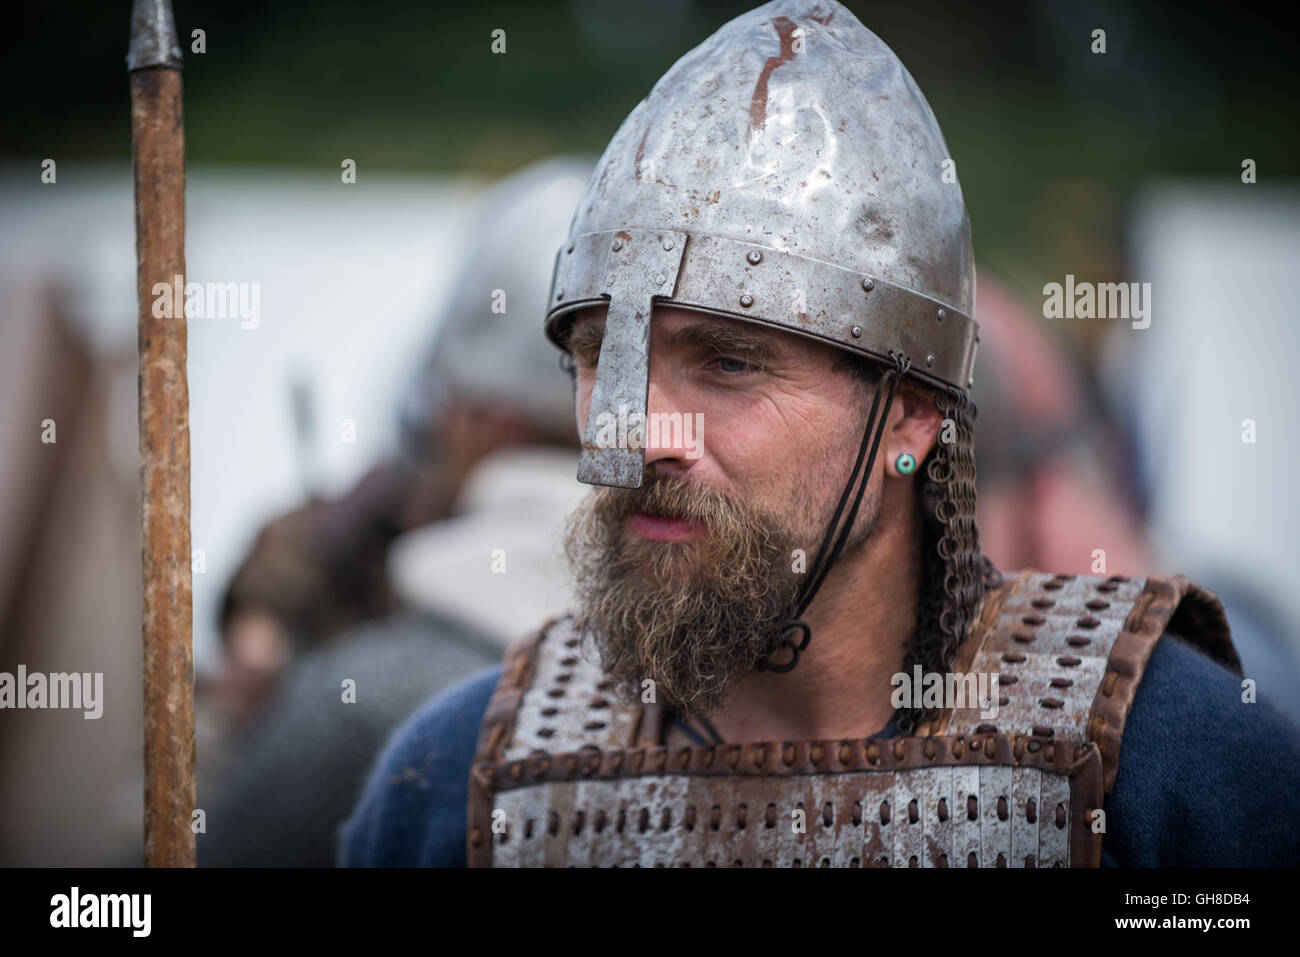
left=128, top=0, right=195, bottom=868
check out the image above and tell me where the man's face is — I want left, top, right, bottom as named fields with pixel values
left=563, top=303, right=885, bottom=716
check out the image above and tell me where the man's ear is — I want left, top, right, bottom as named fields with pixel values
left=886, top=381, right=943, bottom=476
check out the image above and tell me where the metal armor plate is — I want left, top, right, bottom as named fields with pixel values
left=467, top=570, right=1238, bottom=867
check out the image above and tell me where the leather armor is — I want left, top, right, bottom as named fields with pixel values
left=467, top=570, right=1240, bottom=867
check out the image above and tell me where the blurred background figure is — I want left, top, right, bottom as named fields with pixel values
left=198, top=156, right=588, bottom=866
left=971, top=264, right=1300, bottom=726
left=0, top=257, right=145, bottom=867
left=972, top=271, right=1153, bottom=577
left=0, top=163, right=484, bottom=866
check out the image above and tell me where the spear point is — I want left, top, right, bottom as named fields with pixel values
left=127, top=0, right=183, bottom=72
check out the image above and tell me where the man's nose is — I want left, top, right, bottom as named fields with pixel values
left=641, top=375, right=695, bottom=476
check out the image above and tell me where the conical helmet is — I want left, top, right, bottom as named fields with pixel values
left=546, top=0, right=978, bottom=488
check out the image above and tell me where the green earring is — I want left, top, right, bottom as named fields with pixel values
left=896, top=452, right=917, bottom=475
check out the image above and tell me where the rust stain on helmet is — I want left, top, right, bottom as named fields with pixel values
left=748, top=16, right=800, bottom=137
left=634, top=127, right=667, bottom=185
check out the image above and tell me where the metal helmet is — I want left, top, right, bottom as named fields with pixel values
left=403, top=155, right=594, bottom=451
left=546, top=0, right=978, bottom=489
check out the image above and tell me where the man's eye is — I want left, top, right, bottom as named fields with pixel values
left=709, top=355, right=756, bottom=375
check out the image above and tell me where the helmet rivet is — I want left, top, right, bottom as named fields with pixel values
left=606, top=274, right=615, bottom=287
left=556, top=289, right=564, bottom=300
left=862, top=278, right=875, bottom=292
left=662, top=238, right=674, bottom=251
left=851, top=325, right=863, bottom=338
left=937, top=308, right=946, bottom=321
left=747, top=250, right=763, bottom=265
left=612, top=238, right=625, bottom=251
left=739, top=294, right=754, bottom=308
left=566, top=243, right=574, bottom=254
left=655, top=274, right=667, bottom=286
left=967, top=377, right=974, bottom=388
left=926, top=354, right=934, bottom=367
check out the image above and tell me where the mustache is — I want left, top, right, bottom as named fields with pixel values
left=598, top=475, right=733, bottom=526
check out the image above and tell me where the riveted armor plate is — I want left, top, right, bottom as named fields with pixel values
left=466, top=570, right=1238, bottom=867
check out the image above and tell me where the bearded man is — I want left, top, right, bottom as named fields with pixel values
left=341, top=0, right=1300, bottom=868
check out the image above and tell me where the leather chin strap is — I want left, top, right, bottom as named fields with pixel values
left=756, top=351, right=912, bottom=673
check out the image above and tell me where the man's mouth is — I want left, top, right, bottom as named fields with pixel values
left=627, top=512, right=705, bottom=542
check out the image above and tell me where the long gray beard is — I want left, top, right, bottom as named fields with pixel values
left=562, top=476, right=803, bottom=718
